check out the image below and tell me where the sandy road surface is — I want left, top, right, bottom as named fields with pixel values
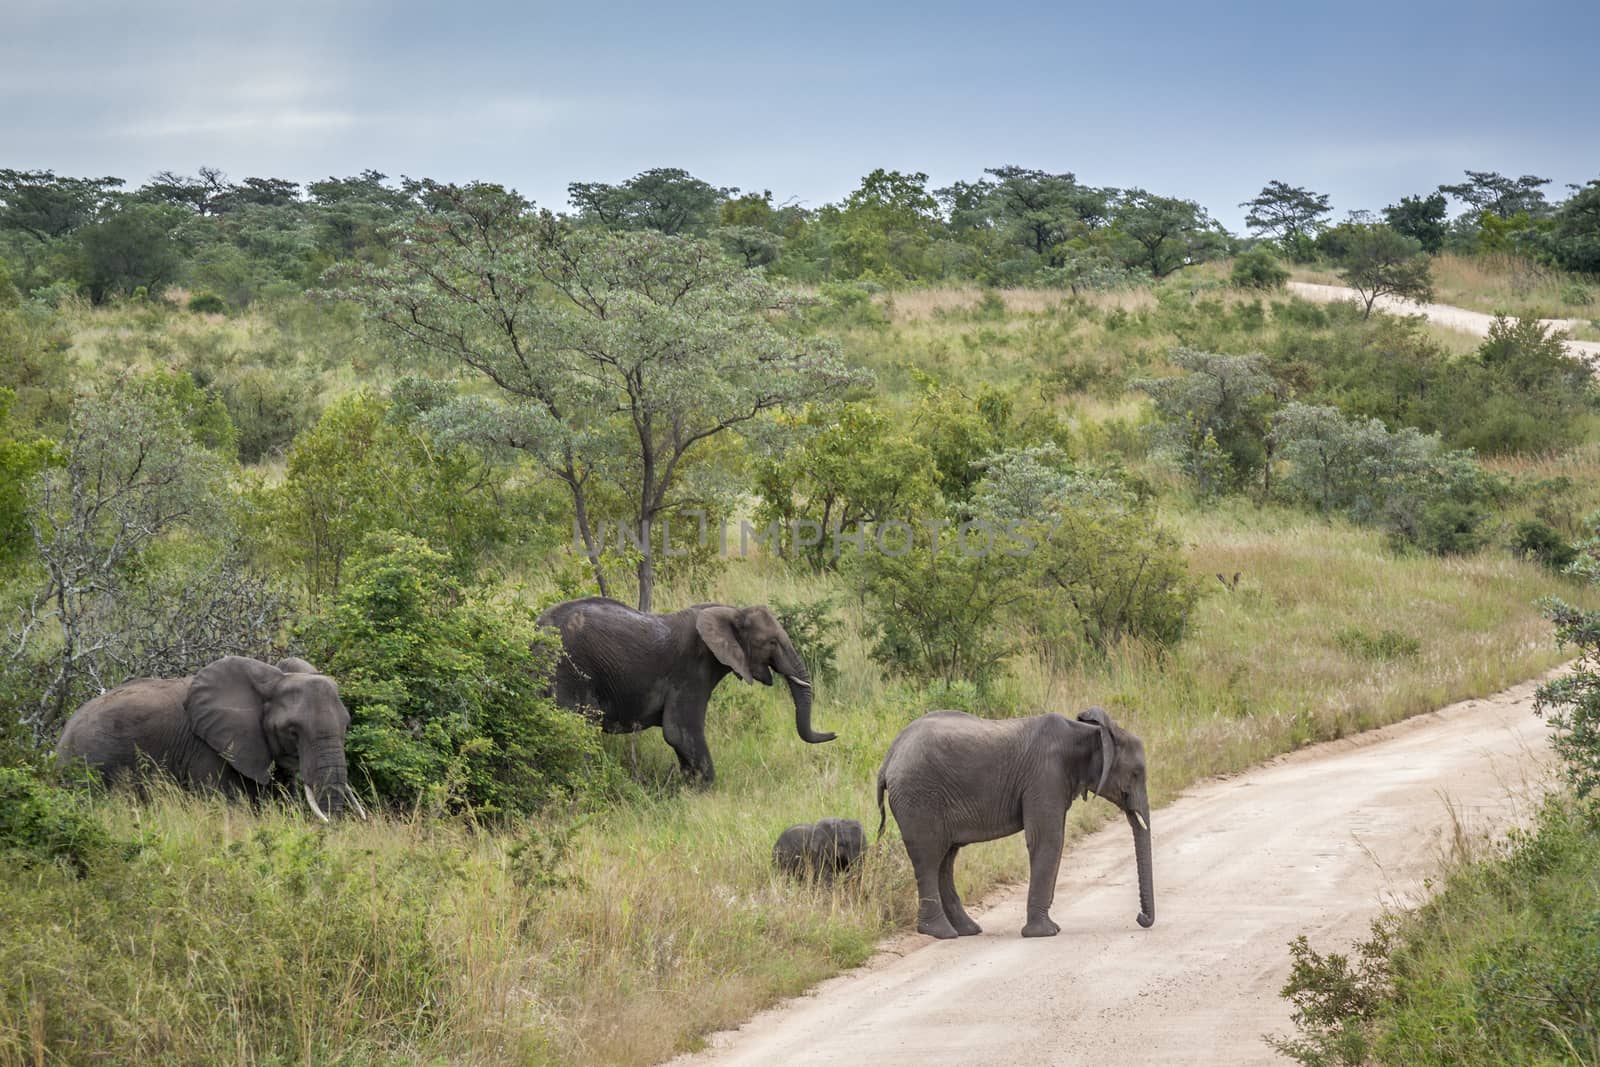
left=1287, top=281, right=1600, bottom=360
left=670, top=675, right=1557, bottom=1067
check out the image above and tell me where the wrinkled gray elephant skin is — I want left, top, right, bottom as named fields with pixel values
left=877, top=707, right=1154, bottom=939
left=537, top=597, right=834, bottom=786
left=773, top=817, right=867, bottom=883
left=56, top=655, right=364, bottom=821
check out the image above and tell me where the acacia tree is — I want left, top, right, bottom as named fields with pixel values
left=1240, top=180, right=1332, bottom=243
left=567, top=167, right=728, bottom=235
left=1113, top=190, right=1225, bottom=278
left=333, top=181, right=863, bottom=611
left=1332, top=224, right=1433, bottom=318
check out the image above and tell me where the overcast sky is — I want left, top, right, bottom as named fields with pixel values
left=5, top=0, right=1596, bottom=229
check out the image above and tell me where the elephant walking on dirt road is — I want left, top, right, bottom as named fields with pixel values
left=878, top=707, right=1153, bottom=939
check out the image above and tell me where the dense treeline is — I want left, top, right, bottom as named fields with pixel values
left=3, top=164, right=1598, bottom=307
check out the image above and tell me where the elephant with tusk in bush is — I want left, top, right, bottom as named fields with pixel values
left=877, top=706, right=1153, bottom=939
left=55, top=655, right=367, bottom=821
left=537, top=597, right=835, bottom=786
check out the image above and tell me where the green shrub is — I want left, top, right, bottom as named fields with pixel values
left=772, top=596, right=844, bottom=687
left=1537, top=518, right=1600, bottom=800
left=1512, top=519, right=1577, bottom=572
left=1270, top=919, right=1398, bottom=1066
left=1561, top=283, right=1594, bottom=308
left=185, top=289, right=228, bottom=314
left=1272, top=403, right=1499, bottom=555
left=300, top=532, right=631, bottom=816
left=1231, top=248, right=1290, bottom=290
left=261, top=392, right=508, bottom=596
left=0, top=764, right=111, bottom=875
left=1136, top=349, right=1284, bottom=495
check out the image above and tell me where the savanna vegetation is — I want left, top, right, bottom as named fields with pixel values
left=2, top=160, right=1599, bottom=1064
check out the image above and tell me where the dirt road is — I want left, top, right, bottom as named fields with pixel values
left=1287, top=281, right=1600, bottom=360
left=670, top=675, right=1557, bottom=1066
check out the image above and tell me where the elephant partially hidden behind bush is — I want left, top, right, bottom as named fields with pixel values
left=55, top=655, right=365, bottom=820
left=537, top=597, right=835, bottom=785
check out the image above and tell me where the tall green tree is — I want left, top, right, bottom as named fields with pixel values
left=1113, top=190, right=1225, bottom=278
left=982, top=165, right=1111, bottom=267
left=567, top=167, right=728, bottom=235
left=1439, top=170, right=1552, bottom=220
left=73, top=202, right=187, bottom=302
left=0, top=169, right=124, bottom=243
left=1546, top=179, right=1600, bottom=273
left=1383, top=192, right=1448, bottom=253
left=1240, top=180, right=1332, bottom=243
left=333, top=181, right=863, bottom=610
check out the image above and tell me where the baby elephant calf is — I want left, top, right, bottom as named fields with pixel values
left=773, top=818, right=867, bottom=883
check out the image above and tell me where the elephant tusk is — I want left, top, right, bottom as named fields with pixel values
left=344, top=786, right=369, bottom=821
left=785, top=675, right=812, bottom=690
left=303, top=782, right=331, bottom=823
left=1134, top=811, right=1150, bottom=832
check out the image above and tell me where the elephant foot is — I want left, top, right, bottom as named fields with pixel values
left=1020, top=917, right=1060, bottom=938
left=918, top=916, right=961, bottom=940
left=950, top=915, right=982, bottom=937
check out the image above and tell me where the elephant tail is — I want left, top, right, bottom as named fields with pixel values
left=875, top=766, right=888, bottom=841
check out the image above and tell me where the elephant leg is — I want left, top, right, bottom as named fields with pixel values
left=662, top=711, right=715, bottom=785
left=1021, top=815, right=1064, bottom=938
left=938, top=846, right=982, bottom=936
left=906, top=837, right=960, bottom=939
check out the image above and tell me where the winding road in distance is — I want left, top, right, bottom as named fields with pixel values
left=1286, top=280, right=1600, bottom=361
left=667, top=676, right=1557, bottom=1066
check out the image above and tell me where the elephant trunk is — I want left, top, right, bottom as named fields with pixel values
left=1128, top=803, right=1155, bottom=928
left=302, top=740, right=351, bottom=821
left=784, top=660, right=834, bottom=744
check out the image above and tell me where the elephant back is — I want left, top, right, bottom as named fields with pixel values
left=56, top=677, right=194, bottom=775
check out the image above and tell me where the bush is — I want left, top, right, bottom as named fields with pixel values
left=772, top=596, right=844, bottom=687
left=1511, top=519, right=1576, bottom=572
left=186, top=290, right=228, bottom=314
left=1231, top=248, right=1290, bottom=290
left=261, top=392, right=509, bottom=597
left=1561, top=283, right=1594, bottom=308
left=1536, top=516, right=1600, bottom=800
left=0, top=764, right=111, bottom=875
left=854, top=524, right=1027, bottom=688
left=1137, top=349, right=1284, bottom=495
left=300, top=532, right=631, bottom=816
left=1272, top=403, right=1499, bottom=555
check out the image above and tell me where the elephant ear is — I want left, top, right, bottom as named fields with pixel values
left=186, top=656, right=283, bottom=785
left=696, top=606, right=752, bottom=682
left=1078, top=707, right=1118, bottom=799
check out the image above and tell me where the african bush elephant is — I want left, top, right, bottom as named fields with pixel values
left=55, top=655, right=366, bottom=821
left=773, top=818, right=867, bottom=883
left=537, top=597, right=834, bottom=785
left=876, top=707, right=1153, bottom=939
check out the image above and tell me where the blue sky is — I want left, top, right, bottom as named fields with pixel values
left=5, top=0, right=1596, bottom=228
